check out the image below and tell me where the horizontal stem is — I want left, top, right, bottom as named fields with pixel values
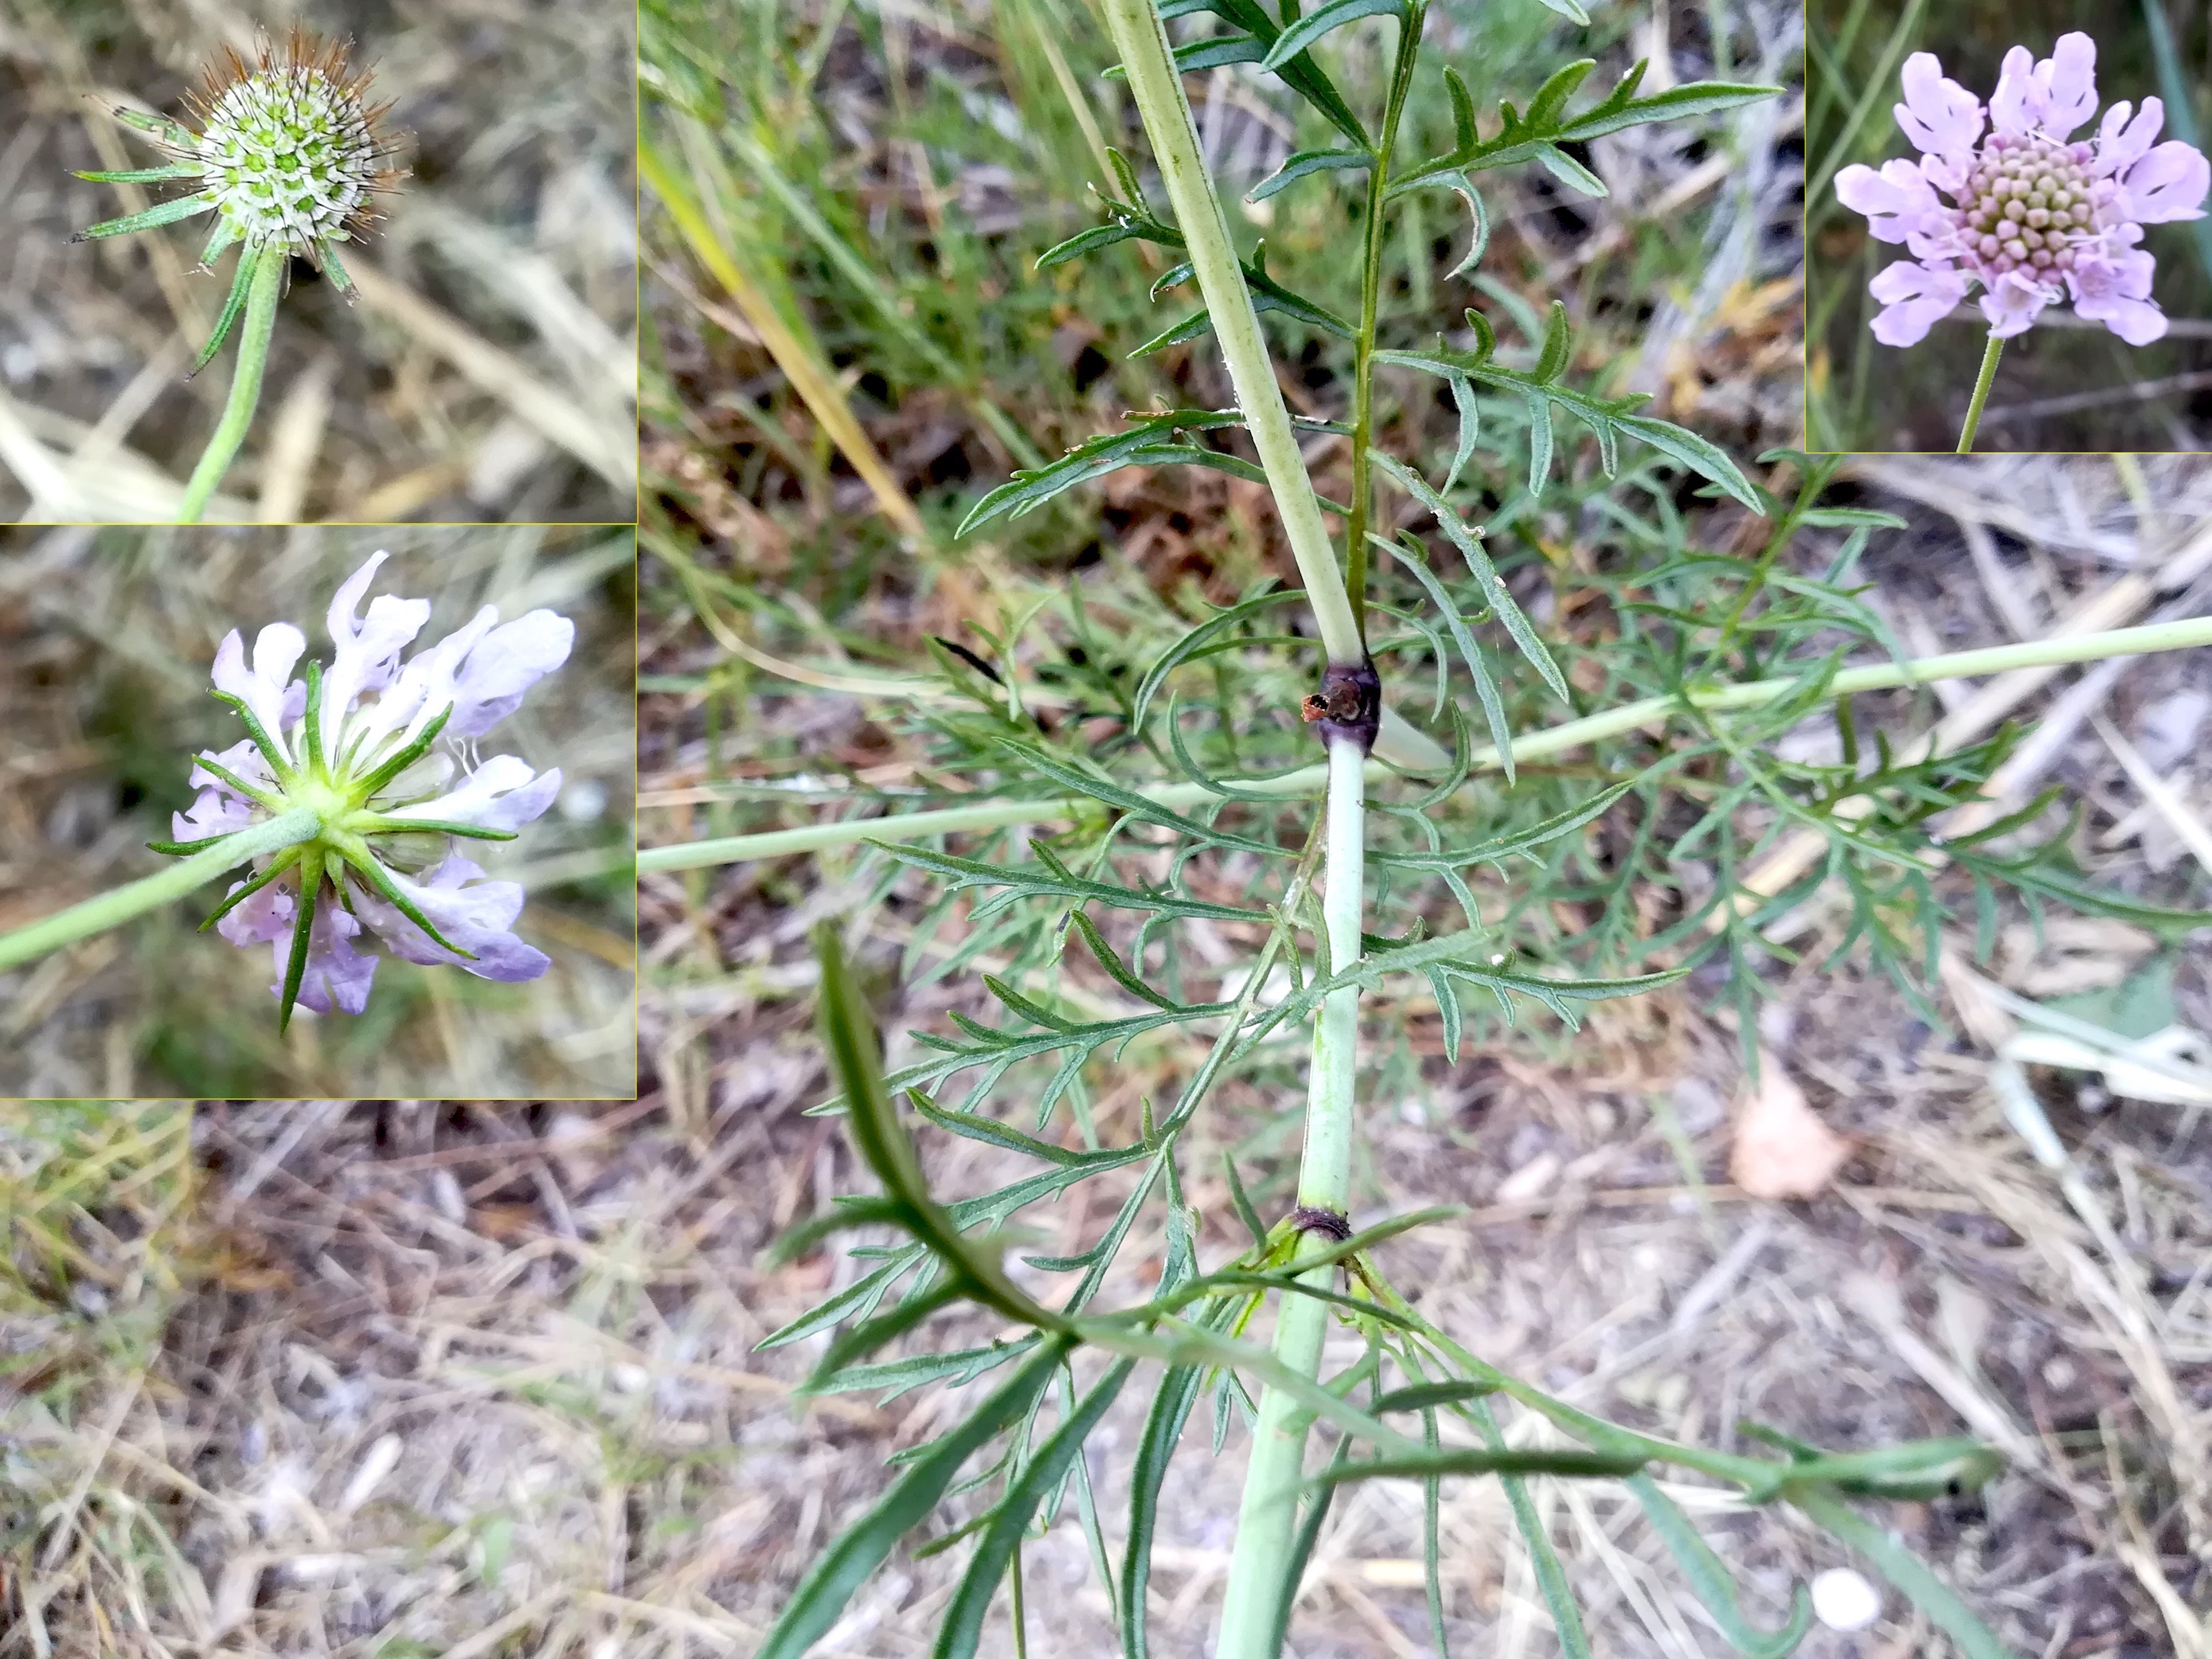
left=0, top=808, right=321, bottom=972
left=641, top=617, right=2212, bottom=872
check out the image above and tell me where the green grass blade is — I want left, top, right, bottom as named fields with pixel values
left=934, top=1357, right=1137, bottom=1659
left=757, top=1340, right=1069, bottom=1659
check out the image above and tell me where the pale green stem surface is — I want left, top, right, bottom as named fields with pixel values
left=641, top=616, right=2212, bottom=871
left=0, top=807, right=319, bottom=972
left=1095, top=0, right=1364, bottom=667
left=1956, top=331, right=2004, bottom=455
left=178, top=240, right=287, bottom=524
left=1214, top=733, right=1368, bottom=1654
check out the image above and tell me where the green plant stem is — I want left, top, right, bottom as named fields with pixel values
left=1213, top=732, right=1369, bottom=1656
left=642, top=616, right=2212, bottom=870
left=1343, top=2, right=1428, bottom=644
left=178, top=241, right=287, bottom=523
left=1096, top=0, right=1364, bottom=667
left=1956, top=331, right=2004, bottom=454
left=0, top=807, right=320, bottom=973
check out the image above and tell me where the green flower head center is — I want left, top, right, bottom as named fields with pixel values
left=197, top=65, right=377, bottom=245
left=168, top=662, right=526, bottom=1023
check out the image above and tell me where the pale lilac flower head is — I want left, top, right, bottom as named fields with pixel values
left=159, top=552, right=573, bottom=1027
left=1835, top=33, right=2209, bottom=345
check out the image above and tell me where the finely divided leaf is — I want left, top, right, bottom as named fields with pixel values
left=756, top=1340, right=1067, bottom=1659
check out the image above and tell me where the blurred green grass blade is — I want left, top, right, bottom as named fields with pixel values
left=1422, top=1407, right=1449, bottom=1655
left=1790, top=1489, right=2022, bottom=1659
left=639, top=128, right=926, bottom=538
left=722, top=125, right=1044, bottom=467
left=2140, top=0, right=2212, bottom=280
left=1807, top=0, right=1874, bottom=143
left=933, top=1356, right=1137, bottom=1659
left=756, top=1339, right=1069, bottom=1659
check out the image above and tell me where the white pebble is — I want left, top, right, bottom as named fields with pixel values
left=1811, top=1567, right=1882, bottom=1631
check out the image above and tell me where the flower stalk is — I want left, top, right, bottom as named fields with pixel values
left=1096, top=0, right=1364, bottom=668
left=1956, top=331, right=2004, bottom=452
left=178, top=240, right=287, bottom=522
left=0, top=808, right=319, bottom=974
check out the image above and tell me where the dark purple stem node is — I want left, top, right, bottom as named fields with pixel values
left=1299, top=657, right=1380, bottom=755
left=1287, top=1204, right=1352, bottom=1242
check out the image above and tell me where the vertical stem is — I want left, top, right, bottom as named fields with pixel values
left=1343, top=2, right=1426, bottom=645
left=178, top=240, right=287, bottom=524
left=1215, top=733, right=1366, bottom=1657
left=1955, top=330, right=2004, bottom=455
left=1096, top=0, right=1365, bottom=668
left=0, top=807, right=321, bottom=972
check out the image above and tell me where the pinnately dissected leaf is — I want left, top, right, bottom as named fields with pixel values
left=756, top=1340, right=1068, bottom=1659
left=1262, top=0, right=1409, bottom=69
left=1628, top=1474, right=1814, bottom=1657
left=934, top=1357, right=1139, bottom=1659
left=957, top=410, right=1245, bottom=536
left=1369, top=452, right=1571, bottom=706
left=1246, top=147, right=1373, bottom=203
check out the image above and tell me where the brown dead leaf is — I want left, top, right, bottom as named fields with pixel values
left=1729, top=1050, right=1853, bottom=1199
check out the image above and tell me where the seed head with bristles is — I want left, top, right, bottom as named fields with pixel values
left=71, top=28, right=408, bottom=375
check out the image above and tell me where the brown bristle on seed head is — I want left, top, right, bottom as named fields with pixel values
left=182, top=27, right=409, bottom=256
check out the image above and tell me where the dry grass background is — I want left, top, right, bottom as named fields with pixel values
left=0, top=526, right=637, bottom=1100
left=0, top=0, right=636, bottom=523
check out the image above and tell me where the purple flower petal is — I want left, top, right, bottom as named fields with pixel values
left=2069, top=248, right=2167, bottom=342
left=1836, top=158, right=1940, bottom=245
left=2034, top=33, right=2099, bottom=139
left=322, top=552, right=432, bottom=733
left=211, top=623, right=306, bottom=758
left=447, top=611, right=575, bottom=739
left=283, top=902, right=379, bottom=1016
left=1866, top=260, right=1970, bottom=346
left=175, top=737, right=272, bottom=839
left=350, top=605, right=500, bottom=755
left=1979, top=268, right=2060, bottom=338
left=2093, top=99, right=2163, bottom=176
left=2121, top=139, right=2212, bottom=223
left=1987, top=45, right=2042, bottom=136
left=386, top=757, right=564, bottom=833
left=1893, top=53, right=1983, bottom=158
left=217, top=875, right=294, bottom=947
left=176, top=738, right=276, bottom=839
left=350, top=855, right=552, bottom=984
